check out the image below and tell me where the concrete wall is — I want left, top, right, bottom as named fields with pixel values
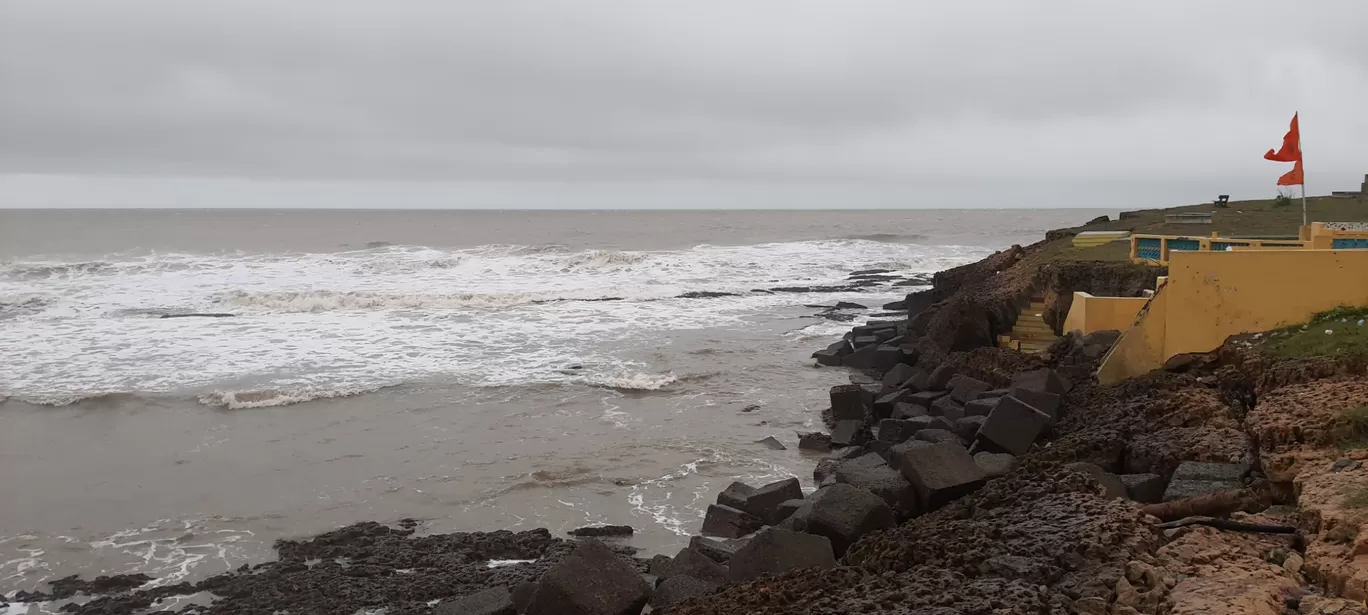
left=1163, top=250, right=1368, bottom=357
left=1062, top=292, right=1148, bottom=335
left=1099, top=250, right=1368, bottom=384
left=1097, top=285, right=1169, bottom=384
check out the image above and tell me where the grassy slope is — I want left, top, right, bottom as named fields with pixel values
left=1049, top=193, right=1368, bottom=263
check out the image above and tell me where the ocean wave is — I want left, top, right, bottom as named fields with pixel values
left=1, top=261, right=119, bottom=278
left=196, top=385, right=386, bottom=409
left=212, top=289, right=538, bottom=312
left=580, top=372, right=680, bottom=392
left=559, top=250, right=649, bottom=270
left=3, top=391, right=152, bottom=407
left=841, top=233, right=928, bottom=243
left=0, top=295, right=51, bottom=318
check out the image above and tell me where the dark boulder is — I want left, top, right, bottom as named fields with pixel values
left=1008, top=386, right=1062, bottom=422
left=913, top=429, right=960, bottom=445
left=700, top=505, right=763, bottom=538
left=930, top=396, right=965, bottom=421
left=829, top=384, right=865, bottom=422
left=872, top=389, right=911, bottom=419
left=717, top=481, right=755, bottom=510
left=852, top=335, right=879, bottom=347
left=974, top=388, right=1011, bottom=400
left=963, top=397, right=999, bottom=417
left=568, top=525, right=634, bottom=537
left=688, top=536, right=738, bottom=564
left=741, top=478, right=803, bottom=524
left=948, top=376, right=991, bottom=403
left=877, top=418, right=920, bottom=444
left=905, top=390, right=947, bottom=409
left=833, top=456, right=919, bottom=520
left=882, top=363, right=916, bottom=388
left=812, top=340, right=852, bottom=366
left=650, top=576, right=719, bottom=610
left=1119, top=474, right=1166, bottom=504
left=887, top=440, right=933, bottom=471
left=774, top=499, right=805, bottom=524
left=903, top=368, right=930, bottom=392
left=525, top=540, right=650, bottom=615
left=804, top=483, right=895, bottom=556
left=830, top=420, right=869, bottom=448
left=891, top=402, right=928, bottom=419
left=798, top=432, right=832, bottom=452
left=927, top=364, right=956, bottom=390
left=973, top=452, right=1016, bottom=477
left=435, top=586, right=515, bottom=615
left=1161, top=461, right=1248, bottom=502
left=1010, top=368, right=1070, bottom=396
left=841, top=344, right=879, bottom=370
left=897, top=441, right=988, bottom=511
left=976, top=395, right=1051, bottom=455
left=727, top=527, right=835, bottom=582
left=658, top=547, right=728, bottom=584
left=873, top=346, right=902, bottom=372
left=953, top=416, right=986, bottom=441
left=754, top=436, right=786, bottom=450
left=511, top=582, right=538, bottom=613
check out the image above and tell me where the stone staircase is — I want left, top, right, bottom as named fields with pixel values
left=1000, top=298, right=1061, bottom=353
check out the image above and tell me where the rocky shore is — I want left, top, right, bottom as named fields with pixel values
left=10, top=217, right=1367, bottom=615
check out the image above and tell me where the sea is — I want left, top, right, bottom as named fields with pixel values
left=0, top=208, right=1108, bottom=603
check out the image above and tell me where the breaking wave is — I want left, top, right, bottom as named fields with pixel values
left=196, top=385, right=387, bottom=409
left=3, top=391, right=153, bottom=407
left=213, top=289, right=539, bottom=312
left=559, top=250, right=649, bottom=270
left=842, top=233, right=928, bottom=243
left=581, top=372, right=680, bottom=392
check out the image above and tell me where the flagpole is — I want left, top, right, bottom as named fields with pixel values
left=1300, top=112, right=1307, bottom=226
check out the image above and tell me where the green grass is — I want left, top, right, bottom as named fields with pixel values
left=1073, top=194, right=1368, bottom=239
left=1266, top=306, right=1368, bottom=360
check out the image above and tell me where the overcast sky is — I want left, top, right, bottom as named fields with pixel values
left=2, top=1, right=1366, bottom=209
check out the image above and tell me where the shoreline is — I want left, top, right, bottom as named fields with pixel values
left=6, top=204, right=1367, bottom=614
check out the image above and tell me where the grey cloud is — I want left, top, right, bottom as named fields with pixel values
left=1, top=0, right=1366, bottom=203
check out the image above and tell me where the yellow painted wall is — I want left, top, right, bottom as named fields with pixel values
left=1162, top=250, right=1368, bottom=357
left=1062, top=292, right=1148, bottom=335
left=1099, top=250, right=1368, bottom=383
left=1097, top=285, right=1169, bottom=384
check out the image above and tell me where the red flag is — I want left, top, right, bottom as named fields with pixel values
left=1265, top=113, right=1302, bottom=185
left=1265, top=113, right=1301, bottom=162
left=1277, top=159, right=1304, bottom=186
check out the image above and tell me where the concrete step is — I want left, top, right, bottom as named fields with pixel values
left=1018, top=341, right=1054, bottom=352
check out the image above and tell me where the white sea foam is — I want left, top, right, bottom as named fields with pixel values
left=0, top=239, right=991, bottom=402
left=196, top=385, right=389, bottom=409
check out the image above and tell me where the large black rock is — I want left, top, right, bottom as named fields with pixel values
left=717, top=481, right=755, bottom=510
left=1011, top=368, right=1070, bottom=396
left=833, top=455, right=919, bottom=520
left=976, top=395, right=1051, bottom=455
left=812, top=340, right=852, bottom=366
left=741, top=477, right=803, bottom=524
left=804, top=483, right=896, bottom=556
left=829, top=384, right=865, bottom=422
left=435, top=586, right=515, bottom=615
left=700, top=504, right=763, bottom=538
left=655, top=547, right=728, bottom=584
left=727, top=527, right=835, bottom=582
left=650, top=576, right=719, bottom=610
left=525, top=540, right=650, bottom=615
left=897, top=441, right=988, bottom=511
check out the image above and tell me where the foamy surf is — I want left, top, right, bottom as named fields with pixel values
left=197, top=385, right=388, bottom=409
